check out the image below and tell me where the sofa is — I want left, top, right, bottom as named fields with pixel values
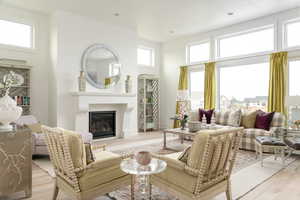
left=16, top=115, right=93, bottom=156
left=189, top=110, right=285, bottom=151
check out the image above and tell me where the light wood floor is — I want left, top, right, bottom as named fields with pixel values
left=23, top=133, right=300, bottom=199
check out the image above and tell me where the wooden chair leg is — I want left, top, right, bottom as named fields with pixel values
left=226, top=181, right=233, bottom=200
left=53, top=181, right=59, bottom=200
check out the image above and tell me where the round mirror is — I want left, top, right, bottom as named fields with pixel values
left=81, top=44, right=121, bottom=89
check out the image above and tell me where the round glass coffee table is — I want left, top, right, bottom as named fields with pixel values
left=120, top=158, right=167, bottom=200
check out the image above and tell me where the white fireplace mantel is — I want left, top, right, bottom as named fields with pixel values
left=71, top=92, right=137, bottom=112
left=71, top=92, right=137, bottom=138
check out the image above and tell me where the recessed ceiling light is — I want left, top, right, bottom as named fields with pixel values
left=114, top=13, right=120, bottom=17
left=169, top=30, right=175, bottom=34
left=227, top=12, right=234, bottom=16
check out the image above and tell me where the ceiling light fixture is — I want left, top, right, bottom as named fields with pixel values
left=227, top=12, right=234, bottom=16
left=114, top=13, right=120, bottom=17
left=169, top=30, right=174, bottom=34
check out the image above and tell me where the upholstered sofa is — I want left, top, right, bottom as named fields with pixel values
left=189, top=110, right=285, bottom=151
left=16, top=115, right=93, bottom=156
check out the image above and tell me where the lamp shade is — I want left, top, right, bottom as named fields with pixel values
left=286, top=96, right=300, bottom=106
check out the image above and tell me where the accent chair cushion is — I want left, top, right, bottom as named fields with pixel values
left=241, top=111, right=257, bottom=128
left=198, top=109, right=214, bottom=124
left=85, top=143, right=95, bottom=165
left=26, top=123, right=42, bottom=133
left=178, top=146, right=191, bottom=163
left=58, top=128, right=87, bottom=169
left=227, top=110, right=242, bottom=127
left=187, top=132, right=210, bottom=171
left=255, top=110, right=275, bottom=131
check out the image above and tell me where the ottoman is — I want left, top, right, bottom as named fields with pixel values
left=255, top=136, right=287, bottom=167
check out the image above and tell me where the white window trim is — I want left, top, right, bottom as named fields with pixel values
left=215, top=24, right=276, bottom=61
left=186, top=40, right=210, bottom=65
left=0, top=18, right=35, bottom=52
left=282, top=18, right=300, bottom=51
left=137, top=46, right=155, bottom=67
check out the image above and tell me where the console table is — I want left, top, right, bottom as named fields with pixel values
left=0, top=128, right=32, bottom=198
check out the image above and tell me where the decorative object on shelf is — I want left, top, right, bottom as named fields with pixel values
left=81, top=44, right=121, bottom=89
left=138, top=74, right=159, bottom=132
left=78, top=70, right=86, bottom=92
left=0, top=71, right=23, bottom=130
left=293, top=120, right=300, bottom=130
left=135, top=151, right=152, bottom=166
left=188, top=121, right=202, bottom=132
left=125, top=75, right=132, bottom=93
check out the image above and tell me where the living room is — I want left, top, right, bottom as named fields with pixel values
left=0, top=0, right=300, bottom=200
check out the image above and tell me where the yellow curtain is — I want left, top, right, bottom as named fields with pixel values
left=104, top=78, right=111, bottom=87
left=174, top=66, right=188, bottom=128
left=268, top=52, right=287, bottom=114
left=204, top=62, right=216, bottom=110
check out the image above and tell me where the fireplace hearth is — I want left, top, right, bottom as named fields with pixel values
left=89, top=111, right=116, bottom=139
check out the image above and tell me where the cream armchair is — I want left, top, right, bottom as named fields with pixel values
left=151, top=127, right=243, bottom=200
left=41, top=126, right=131, bottom=200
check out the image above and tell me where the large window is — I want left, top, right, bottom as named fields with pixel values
left=137, top=47, right=154, bottom=66
left=217, top=26, right=274, bottom=58
left=285, top=20, right=300, bottom=48
left=0, top=19, right=33, bottom=48
left=219, top=63, right=269, bottom=111
left=187, top=42, right=210, bottom=64
left=289, top=60, right=300, bottom=96
left=189, top=70, right=205, bottom=110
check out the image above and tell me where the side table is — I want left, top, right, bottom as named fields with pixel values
left=255, top=136, right=287, bottom=167
left=120, top=158, right=167, bottom=200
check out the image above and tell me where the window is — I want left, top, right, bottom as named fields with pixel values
left=189, top=70, right=205, bottom=110
left=187, top=42, right=210, bottom=64
left=219, top=63, right=269, bottom=111
left=285, top=20, right=300, bottom=48
left=0, top=19, right=33, bottom=48
left=217, top=26, right=274, bottom=58
left=137, top=47, right=154, bottom=66
left=289, top=60, right=300, bottom=96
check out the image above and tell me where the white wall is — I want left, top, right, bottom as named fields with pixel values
left=0, top=4, right=50, bottom=124
left=50, top=11, right=139, bottom=133
left=160, top=7, right=300, bottom=128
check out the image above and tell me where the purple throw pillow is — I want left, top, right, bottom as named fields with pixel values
left=198, top=108, right=214, bottom=124
left=255, top=110, right=275, bottom=131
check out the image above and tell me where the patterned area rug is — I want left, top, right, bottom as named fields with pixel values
left=33, top=138, right=276, bottom=200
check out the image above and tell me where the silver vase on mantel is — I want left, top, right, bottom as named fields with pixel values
left=78, top=71, right=86, bottom=92
left=125, top=75, right=132, bottom=93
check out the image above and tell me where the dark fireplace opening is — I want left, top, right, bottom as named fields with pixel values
left=89, top=111, right=116, bottom=139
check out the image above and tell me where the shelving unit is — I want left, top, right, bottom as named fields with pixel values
left=138, top=74, right=159, bottom=132
left=0, top=63, right=31, bottom=115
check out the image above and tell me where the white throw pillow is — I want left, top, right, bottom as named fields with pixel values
left=227, top=110, right=242, bottom=127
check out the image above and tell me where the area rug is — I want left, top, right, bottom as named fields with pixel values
left=33, top=138, right=295, bottom=200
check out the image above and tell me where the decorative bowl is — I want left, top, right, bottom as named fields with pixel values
left=0, top=94, right=23, bottom=131
left=135, top=151, right=152, bottom=166
left=188, top=121, right=202, bottom=132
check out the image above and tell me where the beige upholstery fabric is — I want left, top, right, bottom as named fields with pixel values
left=187, top=132, right=210, bottom=171
left=58, top=128, right=87, bottom=170
left=241, top=111, right=257, bottom=128
left=84, top=144, right=95, bottom=165
left=178, top=146, right=191, bottom=163
left=26, top=123, right=42, bottom=133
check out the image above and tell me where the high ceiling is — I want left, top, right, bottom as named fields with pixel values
left=2, top=0, right=300, bottom=42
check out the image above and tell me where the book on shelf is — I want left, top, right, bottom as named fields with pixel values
left=14, top=96, right=30, bottom=106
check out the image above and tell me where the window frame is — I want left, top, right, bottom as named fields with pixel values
left=287, top=58, right=300, bottom=96
left=0, top=18, right=35, bottom=51
left=283, top=18, right=300, bottom=51
left=188, top=65, right=205, bottom=110
left=215, top=25, right=276, bottom=61
left=137, top=46, right=155, bottom=67
left=186, top=40, right=210, bottom=65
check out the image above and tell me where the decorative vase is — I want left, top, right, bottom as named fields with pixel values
left=78, top=71, right=86, bottom=92
left=125, top=75, right=132, bottom=93
left=0, top=94, right=23, bottom=131
left=136, top=151, right=152, bottom=166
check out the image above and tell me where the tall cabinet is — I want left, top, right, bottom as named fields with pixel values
left=138, top=74, right=159, bottom=132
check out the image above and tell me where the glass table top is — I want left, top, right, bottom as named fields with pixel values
left=120, top=158, right=167, bottom=176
